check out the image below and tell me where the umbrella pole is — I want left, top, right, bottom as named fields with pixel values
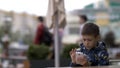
left=54, top=11, right=60, bottom=67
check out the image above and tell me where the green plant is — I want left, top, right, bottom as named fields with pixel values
left=61, top=44, right=79, bottom=58
left=27, top=44, right=49, bottom=60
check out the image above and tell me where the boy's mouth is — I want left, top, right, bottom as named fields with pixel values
left=85, top=46, right=92, bottom=50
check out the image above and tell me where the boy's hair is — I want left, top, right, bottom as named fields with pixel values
left=79, top=15, right=88, bottom=22
left=38, top=16, right=44, bottom=22
left=81, top=23, right=100, bottom=37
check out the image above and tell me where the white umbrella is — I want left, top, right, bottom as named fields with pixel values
left=46, top=0, right=66, bottom=29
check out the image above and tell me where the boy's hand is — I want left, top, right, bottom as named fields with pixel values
left=70, top=49, right=76, bottom=63
left=76, top=54, right=89, bottom=66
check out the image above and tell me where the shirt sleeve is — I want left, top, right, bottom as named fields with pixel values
left=98, top=50, right=109, bottom=65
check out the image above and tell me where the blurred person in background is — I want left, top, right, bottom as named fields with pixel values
left=103, top=31, right=120, bottom=59
left=34, top=16, right=53, bottom=46
left=104, top=31, right=119, bottom=48
left=1, top=31, right=10, bottom=57
left=34, top=16, right=45, bottom=45
left=34, top=16, right=54, bottom=59
left=77, top=15, right=88, bottom=44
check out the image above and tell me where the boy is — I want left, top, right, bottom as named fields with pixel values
left=70, top=23, right=109, bottom=67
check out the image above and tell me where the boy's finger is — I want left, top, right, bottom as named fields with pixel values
left=70, top=49, right=74, bottom=54
left=70, top=50, right=72, bottom=55
left=73, top=48, right=76, bottom=52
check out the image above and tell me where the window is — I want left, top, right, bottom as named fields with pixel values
left=69, top=27, right=79, bottom=35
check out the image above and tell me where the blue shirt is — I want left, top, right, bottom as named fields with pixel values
left=70, top=41, right=109, bottom=67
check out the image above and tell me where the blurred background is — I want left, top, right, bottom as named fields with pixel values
left=0, top=0, right=120, bottom=68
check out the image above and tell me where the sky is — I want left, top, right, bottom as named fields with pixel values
left=0, top=0, right=101, bottom=16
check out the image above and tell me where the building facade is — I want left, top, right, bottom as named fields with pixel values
left=63, top=0, right=120, bottom=44
left=0, top=10, right=38, bottom=42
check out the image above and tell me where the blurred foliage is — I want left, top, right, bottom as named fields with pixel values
left=0, top=20, right=34, bottom=45
left=27, top=44, right=49, bottom=60
left=61, top=44, right=79, bottom=58
left=11, top=31, right=21, bottom=41
left=22, top=34, right=34, bottom=45
left=10, top=28, right=34, bottom=45
left=0, top=27, right=4, bottom=41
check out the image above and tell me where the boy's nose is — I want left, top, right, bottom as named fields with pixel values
left=85, top=41, right=89, bottom=45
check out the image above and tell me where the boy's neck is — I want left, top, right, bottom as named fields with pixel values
left=86, top=42, right=99, bottom=50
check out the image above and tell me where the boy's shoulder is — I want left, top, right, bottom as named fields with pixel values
left=79, top=41, right=107, bottom=50
left=97, top=41, right=107, bottom=50
left=79, top=43, right=85, bottom=49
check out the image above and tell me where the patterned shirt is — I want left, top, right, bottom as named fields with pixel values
left=70, top=41, right=109, bottom=67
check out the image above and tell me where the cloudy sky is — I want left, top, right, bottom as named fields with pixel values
left=0, top=0, right=101, bottom=16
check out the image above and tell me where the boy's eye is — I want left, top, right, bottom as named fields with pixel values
left=87, top=39, right=92, bottom=41
left=83, top=39, right=92, bottom=41
left=83, top=39, right=86, bottom=41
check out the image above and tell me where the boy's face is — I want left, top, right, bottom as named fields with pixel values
left=82, top=35, right=99, bottom=50
left=79, top=18, right=85, bottom=24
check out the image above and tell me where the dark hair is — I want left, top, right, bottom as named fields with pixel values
left=81, top=23, right=100, bottom=37
left=38, top=16, right=44, bottom=22
left=79, top=15, right=88, bottom=22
